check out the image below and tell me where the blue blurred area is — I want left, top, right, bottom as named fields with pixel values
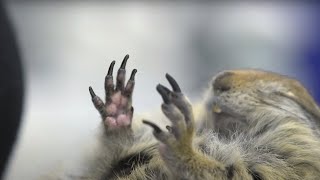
left=299, top=9, right=320, bottom=104
left=303, top=53, right=320, bottom=104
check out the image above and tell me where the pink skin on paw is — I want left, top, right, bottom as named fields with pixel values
left=104, top=92, right=132, bottom=129
left=106, top=104, right=117, bottom=115
left=110, top=92, right=129, bottom=108
left=104, top=114, right=131, bottom=128
left=111, top=92, right=122, bottom=106
left=117, top=114, right=131, bottom=126
left=120, top=98, right=128, bottom=107
left=105, top=117, right=117, bottom=128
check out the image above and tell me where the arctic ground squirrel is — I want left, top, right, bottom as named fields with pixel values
left=72, top=55, right=320, bottom=179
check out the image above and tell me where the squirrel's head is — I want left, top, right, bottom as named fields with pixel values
left=206, top=69, right=320, bottom=125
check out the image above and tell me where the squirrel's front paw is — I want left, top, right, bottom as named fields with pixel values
left=89, top=55, right=137, bottom=134
left=143, top=74, right=196, bottom=166
left=144, top=74, right=228, bottom=179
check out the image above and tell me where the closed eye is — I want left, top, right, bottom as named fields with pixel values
left=216, top=85, right=231, bottom=92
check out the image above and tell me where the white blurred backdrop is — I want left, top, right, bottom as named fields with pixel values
left=3, top=1, right=316, bottom=179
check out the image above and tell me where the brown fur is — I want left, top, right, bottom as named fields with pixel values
left=47, top=69, right=320, bottom=180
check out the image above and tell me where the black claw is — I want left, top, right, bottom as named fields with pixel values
left=142, top=120, right=162, bottom=133
left=107, top=61, right=116, bottom=76
left=129, top=69, right=137, bottom=80
left=89, top=86, right=96, bottom=98
left=156, top=84, right=171, bottom=104
left=166, top=125, right=172, bottom=133
left=165, top=73, right=181, bottom=92
left=120, top=54, right=129, bottom=69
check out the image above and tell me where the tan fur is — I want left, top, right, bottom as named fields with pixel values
left=48, top=69, right=320, bottom=179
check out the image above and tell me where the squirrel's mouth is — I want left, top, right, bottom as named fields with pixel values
left=210, top=96, right=223, bottom=114
left=212, top=104, right=222, bottom=114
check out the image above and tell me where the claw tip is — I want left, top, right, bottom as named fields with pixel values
left=156, top=84, right=162, bottom=91
left=165, top=73, right=173, bottom=79
left=107, top=61, right=116, bottom=75
left=120, top=55, right=129, bottom=69
left=124, top=54, right=130, bottom=61
left=165, top=73, right=172, bottom=79
left=142, top=120, right=162, bottom=133
left=166, top=125, right=172, bottom=132
left=89, top=86, right=96, bottom=98
left=165, top=73, right=181, bottom=92
left=129, top=69, right=137, bottom=81
left=133, top=69, right=137, bottom=73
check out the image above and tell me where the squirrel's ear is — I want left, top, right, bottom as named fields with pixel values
left=276, top=90, right=320, bottom=121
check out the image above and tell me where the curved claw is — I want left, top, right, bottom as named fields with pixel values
left=165, top=73, right=181, bottom=93
left=89, top=86, right=107, bottom=118
left=156, top=84, right=171, bottom=104
left=142, top=120, right=163, bottom=134
left=105, top=61, right=116, bottom=102
left=166, top=125, right=173, bottom=133
left=123, top=69, right=137, bottom=97
left=89, top=86, right=96, bottom=98
left=120, top=54, right=129, bottom=69
left=107, top=61, right=116, bottom=76
left=129, top=69, right=137, bottom=81
left=116, top=55, right=129, bottom=91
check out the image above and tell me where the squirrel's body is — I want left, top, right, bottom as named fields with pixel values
left=49, top=57, right=320, bottom=180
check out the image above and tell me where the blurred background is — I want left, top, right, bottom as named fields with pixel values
left=2, top=1, right=320, bottom=179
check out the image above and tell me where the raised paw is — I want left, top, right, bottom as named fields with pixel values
left=143, top=75, right=227, bottom=179
left=143, top=73, right=195, bottom=157
left=89, top=55, right=137, bottom=132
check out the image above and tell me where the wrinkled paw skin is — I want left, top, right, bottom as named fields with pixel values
left=143, top=74, right=196, bottom=162
left=89, top=55, right=137, bottom=133
left=143, top=74, right=226, bottom=179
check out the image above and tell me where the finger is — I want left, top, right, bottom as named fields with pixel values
left=143, top=120, right=162, bottom=133
left=116, top=54, right=129, bottom=91
left=156, top=84, right=172, bottom=104
left=89, top=86, right=96, bottom=98
left=105, top=61, right=115, bottom=103
left=123, top=69, right=137, bottom=97
left=143, top=120, right=170, bottom=143
left=165, top=73, right=181, bottom=93
left=161, top=103, right=185, bottom=139
left=89, top=86, right=107, bottom=118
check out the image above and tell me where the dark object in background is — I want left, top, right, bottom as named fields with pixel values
left=0, top=1, right=24, bottom=179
